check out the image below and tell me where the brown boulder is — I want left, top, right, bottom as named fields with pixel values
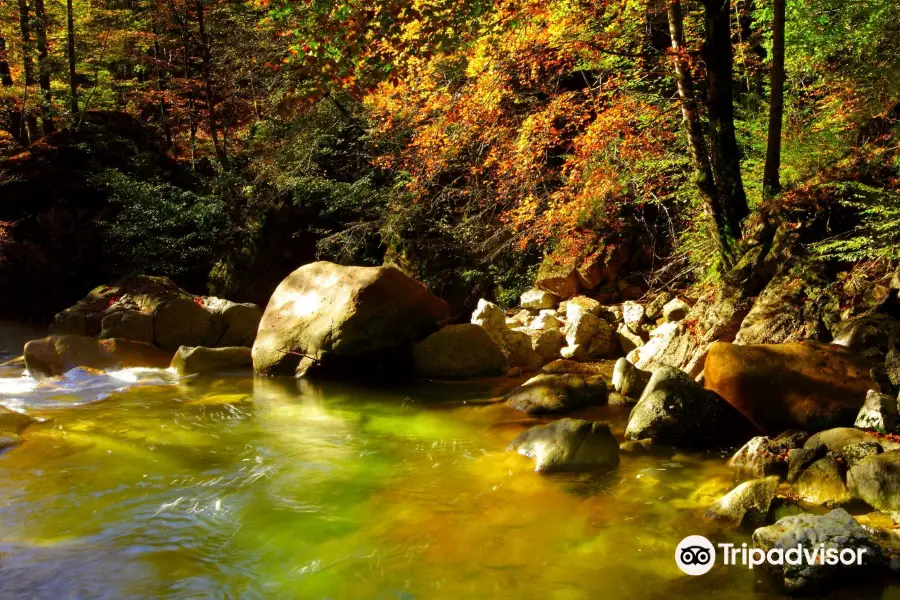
left=252, top=262, right=449, bottom=377
left=24, top=335, right=172, bottom=379
left=704, top=341, right=876, bottom=434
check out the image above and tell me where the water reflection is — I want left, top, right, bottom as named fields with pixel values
left=0, top=363, right=864, bottom=599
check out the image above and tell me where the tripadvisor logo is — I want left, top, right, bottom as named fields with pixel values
left=675, top=535, right=870, bottom=576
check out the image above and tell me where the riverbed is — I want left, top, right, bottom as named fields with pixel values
left=0, top=324, right=892, bottom=599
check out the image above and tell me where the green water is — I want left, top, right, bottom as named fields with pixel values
left=0, top=328, right=896, bottom=599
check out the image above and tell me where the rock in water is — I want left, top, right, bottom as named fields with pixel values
left=793, top=456, right=852, bottom=505
left=0, top=406, right=35, bottom=435
left=705, top=476, right=779, bottom=527
left=611, top=358, right=651, bottom=398
left=728, top=430, right=808, bottom=478
left=504, top=373, right=607, bottom=415
left=751, top=509, right=885, bottom=594
left=252, top=262, right=449, bottom=377
left=412, top=324, right=508, bottom=379
left=170, top=346, right=253, bottom=376
left=847, top=451, right=900, bottom=514
left=855, top=390, right=900, bottom=434
left=704, top=341, right=876, bottom=434
left=624, top=366, right=753, bottom=447
left=508, top=418, right=619, bottom=473
left=24, top=335, right=172, bottom=379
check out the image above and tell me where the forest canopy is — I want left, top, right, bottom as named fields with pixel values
left=1, top=0, right=898, bottom=312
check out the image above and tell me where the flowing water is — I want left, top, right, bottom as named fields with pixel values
left=0, top=323, right=897, bottom=599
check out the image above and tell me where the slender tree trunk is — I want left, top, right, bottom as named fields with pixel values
left=0, top=36, right=26, bottom=145
left=66, top=0, right=78, bottom=118
left=0, top=37, right=12, bottom=86
left=152, top=27, right=172, bottom=148
left=18, top=0, right=39, bottom=142
left=196, top=0, right=227, bottom=167
left=33, top=0, right=54, bottom=134
left=667, top=0, right=730, bottom=261
left=762, top=0, right=785, bottom=199
left=700, top=0, right=749, bottom=267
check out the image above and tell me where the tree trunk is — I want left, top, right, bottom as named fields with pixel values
left=762, top=0, right=785, bottom=199
left=66, top=0, right=78, bottom=118
left=700, top=0, right=749, bottom=268
left=0, top=36, right=26, bottom=145
left=0, top=37, right=12, bottom=86
left=667, top=0, right=729, bottom=261
left=33, top=0, right=54, bottom=134
left=196, top=0, right=227, bottom=167
left=18, top=0, right=38, bottom=142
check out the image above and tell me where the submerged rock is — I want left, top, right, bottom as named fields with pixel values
left=0, top=406, right=35, bottom=435
left=24, top=335, right=172, bottom=379
left=508, top=418, right=619, bottom=473
left=504, top=373, right=607, bottom=415
left=412, top=324, right=508, bottom=379
left=705, top=476, right=779, bottom=527
left=252, top=262, right=448, bottom=377
left=704, top=341, right=876, bottom=434
left=624, top=366, right=752, bottom=447
left=751, top=509, right=885, bottom=594
left=170, top=346, right=253, bottom=376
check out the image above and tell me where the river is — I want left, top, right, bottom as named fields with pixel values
left=0, top=322, right=893, bottom=599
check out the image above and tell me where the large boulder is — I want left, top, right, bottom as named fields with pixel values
left=625, top=321, right=680, bottom=371
left=504, top=373, right=608, bottom=415
left=412, top=324, right=508, bottom=379
left=51, top=275, right=263, bottom=351
left=252, top=262, right=448, bottom=377
left=508, top=418, right=619, bottom=473
left=704, top=341, right=876, bottom=435
left=847, top=451, right=900, bottom=514
left=170, top=346, right=253, bottom=376
left=24, top=335, right=172, bottom=379
left=705, top=476, right=779, bottom=527
left=751, top=509, right=885, bottom=594
left=624, top=366, right=753, bottom=447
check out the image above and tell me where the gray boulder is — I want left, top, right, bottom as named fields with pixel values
left=611, top=357, right=651, bottom=399
left=203, top=298, right=263, bottom=348
left=509, top=418, right=619, bottom=473
left=705, top=476, right=779, bottom=527
left=644, top=292, right=673, bottom=321
left=412, top=324, right=507, bottom=379
left=662, top=298, right=691, bottom=322
left=252, top=262, right=449, bottom=377
left=847, top=451, right=900, bottom=514
left=854, top=390, right=900, bottom=434
left=170, top=346, right=253, bottom=376
left=751, top=509, right=885, bottom=594
left=504, top=373, right=607, bottom=415
left=624, top=366, right=752, bottom=447
left=805, top=428, right=900, bottom=454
